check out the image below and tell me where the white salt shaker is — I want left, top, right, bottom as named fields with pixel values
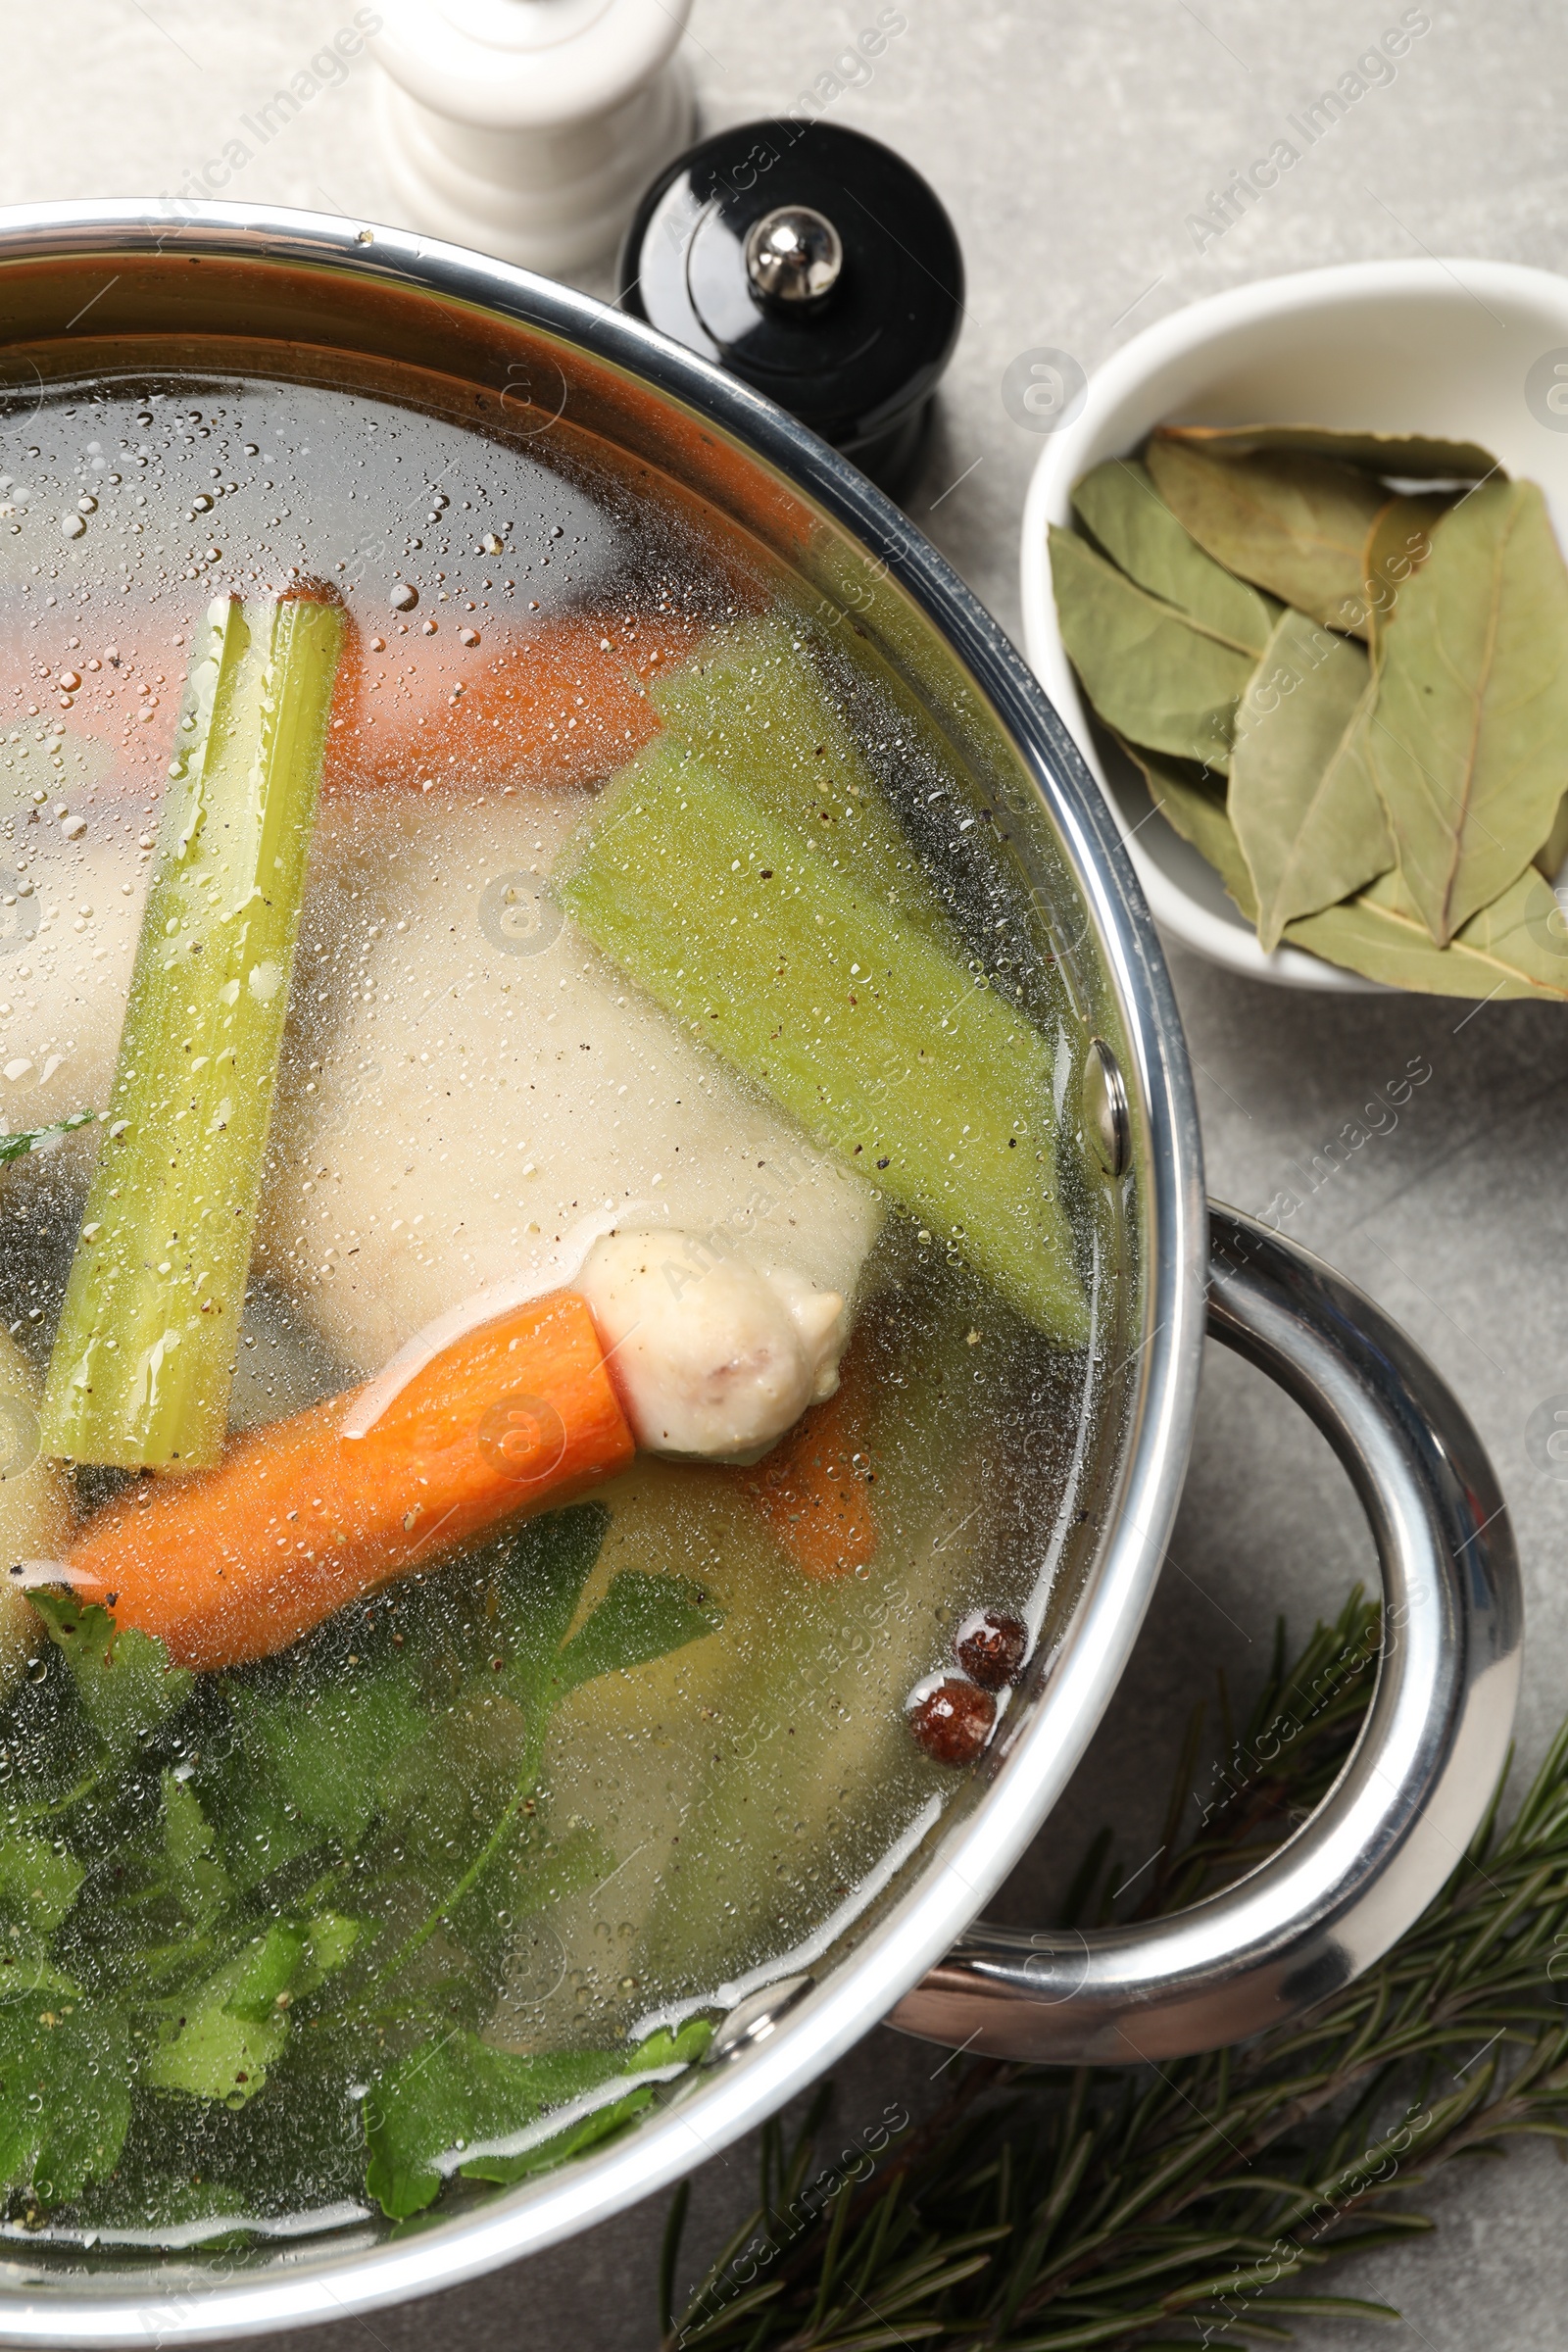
left=368, top=0, right=696, bottom=274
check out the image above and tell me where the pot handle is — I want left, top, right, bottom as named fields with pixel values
left=890, top=1204, right=1523, bottom=2064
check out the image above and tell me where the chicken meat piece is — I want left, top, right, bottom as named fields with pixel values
left=255, top=790, right=883, bottom=1375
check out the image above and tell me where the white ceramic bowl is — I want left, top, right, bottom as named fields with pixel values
left=1020, top=259, right=1568, bottom=990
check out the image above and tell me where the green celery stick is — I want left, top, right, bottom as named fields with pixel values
left=41, top=592, right=345, bottom=1469
left=650, top=613, right=959, bottom=952
left=559, top=740, right=1089, bottom=1342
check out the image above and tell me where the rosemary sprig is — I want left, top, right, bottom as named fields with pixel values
left=663, top=1589, right=1568, bottom=2350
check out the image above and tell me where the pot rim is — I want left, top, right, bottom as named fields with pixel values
left=0, top=197, right=1205, bottom=2342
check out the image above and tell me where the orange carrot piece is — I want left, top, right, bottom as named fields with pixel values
left=325, top=609, right=710, bottom=795
left=18, top=603, right=712, bottom=816
left=64, top=1290, right=634, bottom=1671
left=741, top=1354, right=876, bottom=1581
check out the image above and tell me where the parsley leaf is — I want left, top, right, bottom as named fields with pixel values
left=0, top=1503, right=723, bottom=2227
left=505, top=1499, right=615, bottom=1665
left=0, top=1998, right=131, bottom=2202
left=460, top=2022, right=714, bottom=2189
left=28, top=1595, right=193, bottom=1767
left=226, top=1662, right=429, bottom=1849
left=0, top=1831, right=84, bottom=1935
left=552, top=1571, right=721, bottom=1693
left=143, top=1914, right=361, bottom=2106
left=160, top=1774, right=232, bottom=1933
left=364, top=2019, right=713, bottom=2220
left=0, top=1109, right=96, bottom=1165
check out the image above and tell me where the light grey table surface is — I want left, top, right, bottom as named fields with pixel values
left=6, top=1, right=1568, bottom=2344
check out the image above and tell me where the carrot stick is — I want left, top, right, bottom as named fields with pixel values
left=740, top=1349, right=876, bottom=1581
left=4, top=603, right=715, bottom=821
left=325, top=609, right=711, bottom=795
left=62, top=1289, right=634, bottom=1670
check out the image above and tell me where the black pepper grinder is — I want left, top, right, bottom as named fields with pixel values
left=618, top=119, right=963, bottom=499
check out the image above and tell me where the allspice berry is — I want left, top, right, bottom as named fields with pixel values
left=956, top=1610, right=1028, bottom=1691
left=908, top=1678, right=996, bottom=1766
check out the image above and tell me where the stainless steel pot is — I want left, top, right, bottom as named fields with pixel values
left=0, top=203, right=1521, bottom=2344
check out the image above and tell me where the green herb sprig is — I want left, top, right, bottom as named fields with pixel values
left=0, top=1502, right=720, bottom=2230
left=663, top=1587, right=1568, bottom=2350
left=0, top=1109, right=96, bottom=1164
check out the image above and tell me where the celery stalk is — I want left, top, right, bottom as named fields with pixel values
left=558, top=740, right=1089, bottom=1343
left=649, top=613, right=958, bottom=952
left=41, top=593, right=345, bottom=1469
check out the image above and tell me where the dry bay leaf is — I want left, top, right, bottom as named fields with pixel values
left=1120, top=736, right=1568, bottom=998
left=1367, top=478, right=1568, bottom=944
left=1460, top=865, right=1568, bottom=980
left=1114, top=736, right=1259, bottom=920
left=1071, top=459, right=1277, bottom=655
left=1361, top=493, right=1448, bottom=660
left=1229, top=610, right=1391, bottom=952
left=1535, top=794, right=1568, bottom=884
left=1286, top=863, right=1568, bottom=1000
left=1146, top=438, right=1391, bottom=638
left=1050, top=524, right=1256, bottom=774
left=1155, top=422, right=1499, bottom=478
